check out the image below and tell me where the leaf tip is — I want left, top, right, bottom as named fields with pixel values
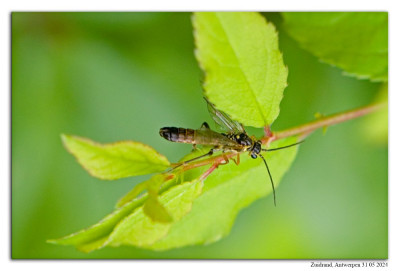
left=46, top=238, right=64, bottom=246
left=60, top=133, right=75, bottom=151
left=46, top=239, right=56, bottom=244
left=60, top=133, right=68, bottom=143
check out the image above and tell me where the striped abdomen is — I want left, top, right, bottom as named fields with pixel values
left=159, top=127, right=195, bottom=144
left=159, top=126, right=243, bottom=149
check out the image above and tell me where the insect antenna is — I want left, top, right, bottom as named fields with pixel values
left=258, top=153, right=276, bottom=207
left=261, top=140, right=304, bottom=152
left=259, top=140, right=304, bottom=206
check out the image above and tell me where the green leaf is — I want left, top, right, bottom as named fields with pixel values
left=282, top=12, right=388, bottom=81
left=193, top=12, right=288, bottom=127
left=107, top=179, right=204, bottom=248
left=115, top=180, right=149, bottom=208
left=143, top=197, right=173, bottom=224
left=121, top=174, right=174, bottom=223
left=47, top=193, right=147, bottom=253
left=49, top=137, right=299, bottom=252
left=48, top=178, right=204, bottom=252
left=148, top=137, right=299, bottom=250
left=61, top=134, right=170, bottom=180
left=361, top=83, right=388, bottom=144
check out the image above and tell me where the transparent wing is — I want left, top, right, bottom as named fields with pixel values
left=204, top=98, right=245, bottom=133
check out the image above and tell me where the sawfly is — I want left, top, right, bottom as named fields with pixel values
left=159, top=98, right=302, bottom=206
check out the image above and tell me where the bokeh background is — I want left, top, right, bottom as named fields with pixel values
left=12, top=12, right=387, bottom=259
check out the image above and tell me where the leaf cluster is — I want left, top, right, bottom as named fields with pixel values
left=49, top=12, right=387, bottom=252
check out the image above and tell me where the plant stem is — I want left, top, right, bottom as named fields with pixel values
left=172, top=101, right=386, bottom=175
left=270, top=102, right=386, bottom=142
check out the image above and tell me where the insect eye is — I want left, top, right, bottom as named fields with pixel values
left=251, top=153, right=257, bottom=159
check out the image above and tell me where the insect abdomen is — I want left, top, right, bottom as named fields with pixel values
left=159, top=127, right=195, bottom=144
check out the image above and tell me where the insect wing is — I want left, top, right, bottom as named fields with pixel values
left=204, top=98, right=245, bottom=133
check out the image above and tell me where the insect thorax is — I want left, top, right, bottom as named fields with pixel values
left=227, top=132, right=253, bottom=147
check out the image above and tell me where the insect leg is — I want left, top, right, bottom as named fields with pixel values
left=183, top=148, right=214, bottom=164
left=221, top=154, right=230, bottom=165
left=170, top=148, right=215, bottom=171
left=229, top=153, right=241, bottom=165
left=233, top=153, right=241, bottom=165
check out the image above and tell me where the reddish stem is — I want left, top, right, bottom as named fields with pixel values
left=272, top=102, right=385, bottom=141
left=170, top=101, right=386, bottom=176
left=264, top=126, right=272, bottom=137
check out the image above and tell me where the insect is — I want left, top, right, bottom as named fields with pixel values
left=159, top=98, right=302, bottom=206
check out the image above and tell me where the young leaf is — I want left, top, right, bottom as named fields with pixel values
left=49, top=137, right=299, bottom=252
left=143, top=197, right=173, bottom=224
left=148, top=137, right=299, bottom=250
left=124, top=174, right=174, bottom=223
left=361, top=83, right=388, bottom=144
left=47, top=194, right=147, bottom=253
left=106, top=179, right=204, bottom=248
left=193, top=12, right=288, bottom=128
left=48, top=178, right=204, bottom=252
left=282, top=12, right=388, bottom=81
left=61, top=134, right=170, bottom=180
left=115, top=180, right=149, bottom=208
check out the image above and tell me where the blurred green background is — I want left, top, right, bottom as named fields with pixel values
left=12, top=12, right=387, bottom=259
